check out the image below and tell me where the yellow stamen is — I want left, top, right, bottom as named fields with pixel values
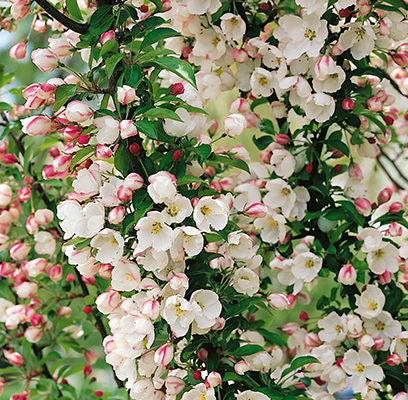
left=305, top=259, right=314, bottom=268
left=368, top=301, right=377, bottom=311
left=167, top=205, right=180, bottom=217
left=355, top=363, right=365, bottom=372
left=304, top=28, right=316, bottom=40
left=175, top=303, right=187, bottom=317
left=201, top=205, right=212, bottom=216
left=151, top=222, right=162, bottom=235
left=375, top=322, right=385, bottom=330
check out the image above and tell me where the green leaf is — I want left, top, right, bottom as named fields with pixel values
left=143, top=107, right=183, bottom=122
left=196, top=144, right=212, bottom=164
left=253, top=135, right=274, bottom=150
left=326, top=140, right=350, bottom=157
left=281, top=356, right=320, bottom=379
left=234, top=344, right=265, bottom=356
left=177, top=175, right=204, bottom=185
left=258, top=328, right=286, bottom=347
left=135, top=120, right=158, bottom=140
left=70, top=146, right=95, bottom=170
left=141, top=27, right=180, bottom=49
left=106, top=54, right=124, bottom=78
left=212, top=155, right=250, bottom=173
left=150, top=0, right=163, bottom=11
left=53, top=84, right=77, bottom=112
left=101, top=39, right=119, bottom=57
left=66, top=0, right=83, bottom=21
left=114, top=142, right=131, bottom=176
left=0, top=102, right=12, bottom=112
left=153, top=57, right=196, bottom=88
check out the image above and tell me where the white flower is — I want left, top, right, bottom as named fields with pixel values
left=250, top=68, right=275, bottom=98
left=57, top=200, right=105, bottom=239
left=193, top=27, right=226, bottom=60
left=277, top=260, right=304, bottom=295
left=0, top=298, right=14, bottom=322
left=220, top=13, right=246, bottom=41
left=34, top=231, right=56, bottom=255
left=338, top=22, right=376, bottom=60
left=363, top=311, right=401, bottom=349
left=186, top=0, right=221, bottom=15
left=321, top=366, right=349, bottom=394
left=94, top=116, right=120, bottom=144
left=190, top=290, right=222, bottom=330
left=269, top=149, right=296, bottom=178
left=90, top=229, right=124, bottom=264
left=135, top=211, right=173, bottom=252
left=304, top=93, right=335, bottom=123
left=263, top=179, right=296, bottom=218
left=111, top=258, right=141, bottom=292
left=163, top=108, right=207, bottom=138
left=312, top=56, right=346, bottom=93
left=366, top=242, right=399, bottom=274
left=227, top=231, right=257, bottom=261
left=162, top=295, right=195, bottom=337
left=295, top=0, right=328, bottom=15
left=273, top=14, right=328, bottom=61
left=318, top=311, right=347, bottom=344
left=291, top=251, right=322, bottom=282
left=162, top=194, right=193, bottom=224
left=355, top=285, right=385, bottom=319
left=224, top=113, right=247, bottom=137
left=288, top=186, right=310, bottom=221
left=390, top=331, right=408, bottom=362
left=358, top=228, right=383, bottom=252
left=236, top=390, right=270, bottom=400
left=99, top=177, right=123, bottom=207
left=147, top=171, right=177, bottom=204
left=342, top=349, right=384, bottom=393
left=72, top=165, right=101, bottom=196
left=254, top=210, right=286, bottom=244
left=171, top=226, right=204, bottom=258
left=233, top=267, right=260, bottom=297
left=181, top=383, right=216, bottom=400
left=193, top=196, right=229, bottom=232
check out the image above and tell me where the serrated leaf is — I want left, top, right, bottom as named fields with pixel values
left=153, top=56, right=196, bottom=88
left=141, top=27, right=180, bottom=49
left=66, top=0, right=83, bottom=21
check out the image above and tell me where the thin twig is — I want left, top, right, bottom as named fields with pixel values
left=379, top=147, right=408, bottom=186
left=377, top=157, right=405, bottom=191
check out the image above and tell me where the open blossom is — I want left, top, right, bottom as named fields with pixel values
left=233, top=267, right=260, bottom=297
left=111, top=258, right=141, bottom=291
left=338, top=22, right=376, bottom=60
left=220, top=13, right=246, bottom=41
left=147, top=171, right=177, bottom=204
left=162, top=194, right=193, bottom=224
left=254, top=210, right=286, bottom=244
left=291, top=251, right=322, bottom=282
left=90, top=229, right=124, bottom=264
left=269, top=149, right=296, bottom=178
left=342, top=349, right=384, bottom=392
left=162, top=295, right=195, bottom=337
left=31, top=48, right=59, bottom=72
left=181, top=384, right=216, bottom=400
left=304, top=93, right=335, bottom=123
left=355, top=285, right=385, bottom=319
left=94, top=116, right=120, bottom=144
left=366, top=242, right=399, bottom=274
left=193, top=196, right=229, bottom=232
left=263, top=179, right=296, bottom=218
left=190, top=289, right=222, bottom=330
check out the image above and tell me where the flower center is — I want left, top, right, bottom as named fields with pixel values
left=355, top=363, right=365, bottom=372
left=281, top=187, right=291, bottom=196
left=259, top=76, right=268, bottom=85
left=175, top=303, right=187, bottom=317
left=304, top=28, right=316, bottom=40
left=151, top=222, right=162, bottom=235
left=268, top=219, right=278, bottom=227
left=125, top=273, right=135, bottom=281
left=367, top=300, right=377, bottom=311
left=212, top=37, right=220, bottom=47
left=198, top=394, right=206, bottom=400
left=305, top=259, right=314, bottom=268
left=335, top=325, right=343, bottom=333
left=167, top=205, right=180, bottom=217
left=375, top=249, right=384, bottom=258
left=201, top=205, right=212, bottom=216
left=375, top=321, right=385, bottom=330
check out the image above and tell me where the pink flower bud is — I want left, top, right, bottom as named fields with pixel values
left=299, top=311, right=309, bottom=322
left=100, top=31, right=115, bottom=45
left=0, top=183, right=12, bottom=208
left=4, top=350, right=24, bottom=366
left=62, top=126, right=82, bottom=140
left=197, top=348, right=208, bottom=361
left=30, top=314, right=43, bottom=326
left=341, top=99, right=354, bottom=111
left=245, top=202, right=268, bottom=218
left=387, top=222, right=402, bottom=237
left=49, top=265, right=62, bottom=282
left=245, top=112, right=261, bottom=128
left=31, top=48, right=58, bottom=72
left=24, top=326, right=42, bottom=343
left=205, top=372, right=222, bottom=389
left=165, top=376, right=185, bottom=396
left=84, top=350, right=98, bottom=365
left=379, top=270, right=392, bottom=284
left=21, top=116, right=52, bottom=136
left=268, top=293, right=291, bottom=310
left=11, top=0, right=30, bottom=20
left=140, top=299, right=160, bottom=320
left=358, top=334, right=374, bottom=350
left=373, top=337, right=385, bottom=351
left=108, top=206, right=125, bottom=224
left=96, top=144, right=112, bottom=159
left=16, top=281, right=38, bottom=298
left=229, top=98, right=249, bottom=114
left=315, top=55, right=332, bottom=76
left=117, top=85, right=136, bottom=105
left=26, top=216, right=39, bottom=234
left=33, top=19, right=47, bottom=33
left=234, top=360, right=250, bottom=375
left=98, top=264, right=113, bottom=280
left=275, top=134, right=290, bottom=145
left=17, top=187, right=31, bottom=202
left=304, top=333, right=321, bottom=347
left=355, top=198, right=371, bottom=216
left=337, top=264, right=357, bottom=285
left=212, top=317, right=225, bottom=330
left=10, top=242, right=30, bottom=261
left=65, top=101, right=92, bottom=123
left=387, top=354, right=402, bottom=366
left=208, top=120, right=219, bottom=135
left=366, top=96, right=383, bottom=112
left=95, top=291, right=121, bottom=314
left=356, top=0, right=371, bottom=16
left=377, top=188, right=392, bottom=204
left=9, top=42, right=26, bottom=59
left=331, top=42, right=344, bottom=56
left=389, top=202, right=403, bottom=214
left=123, top=173, right=144, bottom=190
left=52, top=155, right=71, bottom=173
left=83, top=365, right=92, bottom=376
left=57, top=306, right=72, bottom=317
left=154, top=343, right=174, bottom=366
left=170, top=83, right=184, bottom=95
left=117, top=185, right=132, bottom=202
left=119, top=120, right=138, bottom=139
left=42, top=165, right=58, bottom=181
